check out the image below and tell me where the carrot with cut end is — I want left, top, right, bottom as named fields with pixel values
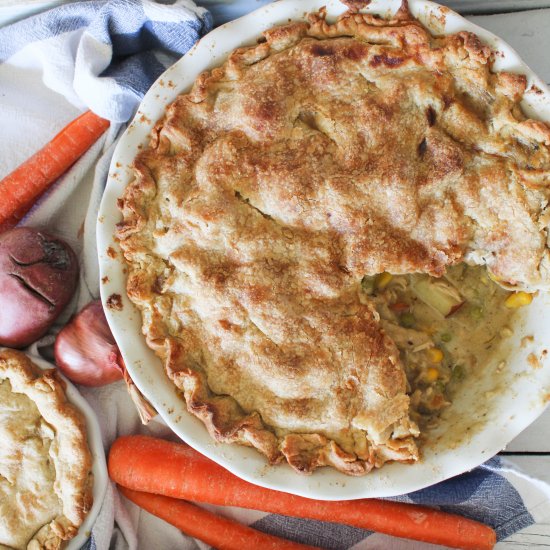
left=119, top=486, right=320, bottom=550
left=0, top=110, right=110, bottom=232
left=109, top=435, right=496, bottom=550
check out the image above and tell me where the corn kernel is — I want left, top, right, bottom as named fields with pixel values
left=427, top=348, right=444, bottom=363
left=426, top=367, right=439, bottom=382
left=422, top=325, right=438, bottom=336
left=375, top=272, right=393, bottom=290
left=504, top=291, right=533, bottom=309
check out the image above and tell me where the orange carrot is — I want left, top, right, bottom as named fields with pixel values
left=389, top=301, right=410, bottom=313
left=119, top=486, right=319, bottom=550
left=0, top=111, right=110, bottom=232
left=109, top=435, right=496, bottom=550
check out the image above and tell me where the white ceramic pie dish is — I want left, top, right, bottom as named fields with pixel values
left=98, top=0, right=550, bottom=499
left=26, top=354, right=108, bottom=550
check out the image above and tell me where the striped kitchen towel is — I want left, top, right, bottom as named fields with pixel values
left=78, top=383, right=550, bottom=550
left=1, top=1, right=550, bottom=549
left=0, top=0, right=212, bottom=123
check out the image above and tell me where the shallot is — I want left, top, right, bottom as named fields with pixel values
left=55, top=300, right=157, bottom=423
left=55, top=300, right=123, bottom=386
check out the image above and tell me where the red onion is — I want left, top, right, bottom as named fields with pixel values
left=0, top=227, right=79, bottom=348
left=54, top=300, right=124, bottom=386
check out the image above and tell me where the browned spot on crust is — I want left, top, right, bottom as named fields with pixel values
left=369, top=53, right=405, bottom=68
left=527, top=352, right=541, bottom=369
left=101, top=276, right=109, bottom=284
left=443, top=95, right=454, bottom=109
left=426, top=106, right=436, bottom=126
left=219, top=319, right=234, bottom=331
left=256, top=101, right=277, bottom=121
left=418, top=137, right=427, bottom=156
left=310, top=44, right=334, bottom=57
left=152, top=275, right=166, bottom=294
left=343, top=43, right=367, bottom=61
left=106, top=293, right=123, bottom=311
left=107, top=246, right=117, bottom=259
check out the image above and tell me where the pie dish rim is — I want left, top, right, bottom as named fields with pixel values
left=97, top=0, right=550, bottom=499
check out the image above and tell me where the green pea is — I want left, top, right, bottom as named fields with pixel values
left=452, top=364, right=465, bottom=380
left=470, top=306, right=484, bottom=320
left=400, top=312, right=416, bottom=328
left=361, top=275, right=375, bottom=295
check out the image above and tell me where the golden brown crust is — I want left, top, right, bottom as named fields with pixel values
left=0, top=349, right=93, bottom=549
left=117, top=5, right=550, bottom=474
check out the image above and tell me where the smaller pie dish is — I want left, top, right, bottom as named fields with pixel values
left=0, top=349, right=107, bottom=550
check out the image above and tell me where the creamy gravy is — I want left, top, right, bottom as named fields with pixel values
left=361, top=264, right=518, bottom=429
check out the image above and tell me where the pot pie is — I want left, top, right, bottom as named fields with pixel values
left=117, top=2, right=550, bottom=475
left=0, top=349, right=93, bottom=549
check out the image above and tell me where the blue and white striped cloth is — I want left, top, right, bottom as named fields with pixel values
left=0, top=0, right=212, bottom=122
left=1, top=1, right=550, bottom=549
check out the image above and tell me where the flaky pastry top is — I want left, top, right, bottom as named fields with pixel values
left=117, top=3, right=550, bottom=474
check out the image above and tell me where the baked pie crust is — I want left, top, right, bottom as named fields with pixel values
left=117, top=2, right=550, bottom=474
left=0, top=349, right=93, bottom=549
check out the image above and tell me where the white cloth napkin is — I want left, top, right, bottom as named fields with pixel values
left=1, top=2, right=550, bottom=549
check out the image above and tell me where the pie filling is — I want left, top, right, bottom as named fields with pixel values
left=365, top=265, right=515, bottom=431
left=117, top=4, right=550, bottom=475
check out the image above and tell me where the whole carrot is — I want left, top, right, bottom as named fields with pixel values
left=109, top=435, right=496, bottom=550
left=0, top=110, right=110, bottom=232
left=119, top=486, right=320, bottom=550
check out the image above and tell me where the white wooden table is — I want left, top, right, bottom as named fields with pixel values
left=462, top=6, right=550, bottom=543
left=494, top=412, right=550, bottom=547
